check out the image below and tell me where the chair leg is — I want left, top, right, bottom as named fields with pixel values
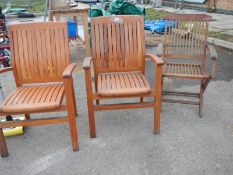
left=154, top=97, right=161, bottom=134
left=140, top=97, right=143, bottom=103
left=87, top=102, right=96, bottom=138
left=71, top=80, right=78, bottom=117
left=67, top=110, right=79, bottom=151
left=0, top=128, right=9, bottom=157
left=67, top=91, right=79, bottom=151
left=25, top=114, right=30, bottom=120
left=199, top=80, right=204, bottom=118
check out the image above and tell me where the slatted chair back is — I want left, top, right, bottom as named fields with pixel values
left=91, top=16, right=145, bottom=74
left=163, top=14, right=212, bottom=61
left=8, top=22, right=70, bottom=86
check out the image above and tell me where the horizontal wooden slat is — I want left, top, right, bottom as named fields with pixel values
left=97, top=72, right=151, bottom=97
left=0, top=83, right=65, bottom=113
left=0, top=117, right=68, bottom=128
left=162, top=98, right=200, bottom=105
left=94, top=102, right=154, bottom=111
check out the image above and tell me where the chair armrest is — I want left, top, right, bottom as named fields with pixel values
left=156, top=43, right=163, bottom=57
left=207, top=44, right=217, bottom=60
left=83, top=57, right=93, bottom=69
left=0, top=67, right=12, bottom=74
left=207, top=45, right=217, bottom=79
left=145, top=54, right=164, bottom=65
left=62, top=63, right=77, bottom=78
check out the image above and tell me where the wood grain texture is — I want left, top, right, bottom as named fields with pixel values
left=0, top=22, right=79, bottom=157
left=0, top=83, right=65, bottom=113
left=9, top=22, right=70, bottom=85
left=84, top=16, right=163, bottom=138
left=97, top=72, right=150, bottom=97
left=91, top=16, right=145, bottom=73
left=161, top=14, right=214, bottom=117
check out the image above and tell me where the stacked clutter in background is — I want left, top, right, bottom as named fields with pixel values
left=144, top=19, right=175, bottom=34
left=1, top=116, right=25, bottom=137
left=67, top=20, right=78, bottom=45
left=88, top=0, right=145, bottom=17
left=144, top=20, right=167, bottom=33
left=0, top=7, right=10, bottom=68
left=2, top=2, right=35, bottom=18
left=0, top=7, right=25, bottom=137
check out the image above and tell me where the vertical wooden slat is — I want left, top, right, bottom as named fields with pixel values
left=49, top=28, right=57, bottom=77
left=115, top=23, right=121, bottom=67
left=136, top=21, right=142, bottom=68
left=124, top=21, right=129, bottom=67
left=21, top=30, right=31, bottom=79
left=111, top=22, right=117, bottom=68
left=58, top=27, right=66, bottom=74
left=120, top=23, right=125, bottom=67
left=128, top=22, right=134, bottom=67
left=99, top=23, right=105, bottom=68
left=103, top=24, right=109, bottom=68
left=107, top=23, right=113, bottom=69
left=95, top=23, right=101, bottom=69
left=26, top=30, right=36, bottom=79
left=45, top=28, right=53, bottom=78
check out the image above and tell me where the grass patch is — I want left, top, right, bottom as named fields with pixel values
left=0, top=1, right=45, bottom=13
left=145, top=8, right=170, bottom=21
left=209, top=31, right=233, bottom=42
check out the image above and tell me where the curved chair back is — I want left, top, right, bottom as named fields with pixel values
left=9, top=22, right=70, bottom=85
left=91, top=15, right=145, bottom=74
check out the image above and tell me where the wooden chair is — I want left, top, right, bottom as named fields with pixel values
left=0, top=22, right=78, bottom=157
left=83, top=16, right=164, bottom=138
left=157, top=14, right=217, bottom=117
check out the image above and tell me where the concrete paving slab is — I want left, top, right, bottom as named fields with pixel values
left=0, top=44, right=233, bottom=175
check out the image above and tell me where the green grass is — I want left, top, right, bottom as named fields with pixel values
left=0, top=1, right=46, bottom=13
left=145, top=8, right=170, bottom=21
left=209, top=31, right=233, bottom=42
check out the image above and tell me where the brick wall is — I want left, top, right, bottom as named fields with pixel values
left=215, top=0, right=233, bottom=11
left=162, top=0, right=233, bottom=14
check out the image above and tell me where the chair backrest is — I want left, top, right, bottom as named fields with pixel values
left=9, top=22, right=70, bottom=85
left=163, top=14, right=211, bottom=61
left=91, top=16, right=145, bottom=74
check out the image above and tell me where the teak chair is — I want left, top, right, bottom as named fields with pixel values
left=157, top=14, right=217, bottom=117
left=83, top=16, right=164, bottom=138
left=0, top=22, right=78, bottom=157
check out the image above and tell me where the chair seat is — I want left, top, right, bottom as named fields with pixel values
left=163, top=63, right=209, bottom=79
left=0, top=83, right=65, bottom=113
left=97, top=72, right=151, bottom=97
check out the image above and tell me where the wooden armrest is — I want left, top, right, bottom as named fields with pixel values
left=62, top=63, right=77, bottom=78
left=207, top=45, right=217, bottom=79
left=156, top=43, right=163, bottom=57
left=0, top=67, right=12, bottom=74
left=207, top=44, right=217, bottom=60
left=145, top=54, right=164, bottom=65
left=83, top=57, right=93, bottom=69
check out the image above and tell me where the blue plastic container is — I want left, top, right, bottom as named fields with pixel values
left=67, top=21, right=77, bottom=38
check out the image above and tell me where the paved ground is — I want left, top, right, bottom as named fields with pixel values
left=0, top=44, right=233, bottom=175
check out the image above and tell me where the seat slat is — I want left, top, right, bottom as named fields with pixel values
left=164, top=63, right=207, bottom=79
left=119, top=74, right=126, bottom=88
left=97, top=72, right=150, bottom=97
left=0, top=83, right=65, bottom=113
left=127, top=73, right=136, bottom=88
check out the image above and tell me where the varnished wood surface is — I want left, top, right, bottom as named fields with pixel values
left=0, top=22, right=78, bottom=157
left=83, top=16, right=163, bottom=138
left=9, top=22, right=70, bottom=85
left=0, top=83, right=64, bottom=113
left=97, top=72, right=150, bottom=97
left=161, top=14, right=215, bottom=117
